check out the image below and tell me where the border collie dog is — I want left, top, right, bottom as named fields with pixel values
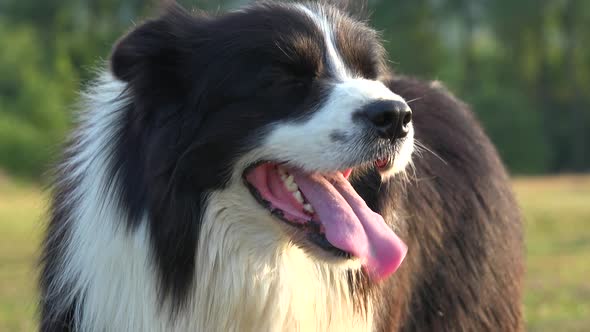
left=40, top=2, right=523, bottom=331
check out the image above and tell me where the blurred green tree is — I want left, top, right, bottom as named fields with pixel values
left=0, top=0, right=588, bottom=179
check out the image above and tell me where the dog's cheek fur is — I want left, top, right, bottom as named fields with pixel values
left=39, top=75, right=166, bottom=331
left=107, top=5, right=233, bottom=308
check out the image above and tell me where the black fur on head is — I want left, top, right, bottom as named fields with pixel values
left=108, top=1, right=390, bottom=307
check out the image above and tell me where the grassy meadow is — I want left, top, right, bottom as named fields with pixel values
left=0, top=174, right=589, bottom=331
left=0, top=174, right=44, bottom=331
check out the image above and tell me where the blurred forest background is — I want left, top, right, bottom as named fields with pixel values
left=0, top=0, right=589, bottom=180
left=1, top=1, right=589, bottom=331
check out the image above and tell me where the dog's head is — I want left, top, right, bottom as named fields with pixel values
left=110, top=2, right=412, bottom=298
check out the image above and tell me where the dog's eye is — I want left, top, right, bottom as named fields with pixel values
left=258, top=67, right=311, bottom=91
left=285, top=77, right=309, bottom=88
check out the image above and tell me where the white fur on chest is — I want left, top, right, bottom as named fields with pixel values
left=185, top=188, right=373, bottom=332
left=64, top=187, right=373, bottom=331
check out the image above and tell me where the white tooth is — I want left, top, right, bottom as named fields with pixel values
left=303, top=204, right=315, bottom=213
left=285, top=175, right=298, bottom=192
left=286, top=182, right=299, bottom=192
left=293, top=191, right=304, bottom=203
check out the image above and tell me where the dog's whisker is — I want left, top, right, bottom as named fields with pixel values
left=405, top=96, right=424, bottom=104
left=414, top=139, right=447, bottom=165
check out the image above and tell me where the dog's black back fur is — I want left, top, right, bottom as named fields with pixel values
left=371, top=77, right=523, bottom=331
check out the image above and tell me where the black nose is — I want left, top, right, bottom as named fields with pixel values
left=361, top=100, right=412, bottom=139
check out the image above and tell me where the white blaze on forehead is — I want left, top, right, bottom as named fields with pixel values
left=296, top=4, right=351, bottom=80
left=259, top=4, right=415, bottom=175
left=332, top=79, right=406, bottom=103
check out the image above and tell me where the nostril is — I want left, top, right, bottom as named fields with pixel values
left=402, top=109, right=412, bottom=128
left=398, top=108, right=412, bottom=138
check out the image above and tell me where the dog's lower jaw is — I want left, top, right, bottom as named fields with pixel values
left=190, top=188, right=374, bottom=332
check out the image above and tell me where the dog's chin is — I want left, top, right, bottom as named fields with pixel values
left=379, top=134, right=415, bottom=180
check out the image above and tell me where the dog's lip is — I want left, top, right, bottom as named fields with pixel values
left=242, top=154, right=392, bottom=177
left=374, top=156, right=394, bottom=172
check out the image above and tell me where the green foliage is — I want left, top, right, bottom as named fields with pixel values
left=373, top=0, right=590, bottom=174
left=0, top=23, right=69, bottom=179
left=0, top=114, right=53, bottom=178
left=0, top=0, right=588, bottom=178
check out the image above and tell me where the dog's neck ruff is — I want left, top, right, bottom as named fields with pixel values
left=194, top=189, right=373, bottom=332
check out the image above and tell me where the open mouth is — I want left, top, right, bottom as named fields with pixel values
left=243, top=160, right=407, bottom=280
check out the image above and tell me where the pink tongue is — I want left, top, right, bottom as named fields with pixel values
left=292, top=171, right=407, bottom=280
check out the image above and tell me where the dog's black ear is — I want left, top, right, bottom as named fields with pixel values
left=110, top=4, right=205, bottom=97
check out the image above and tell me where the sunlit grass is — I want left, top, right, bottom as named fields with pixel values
left=0, top=174, right=588, bottom=331
left=514, top=176, right=590, bottom=332
left=0, top=174, right=44, bottom=331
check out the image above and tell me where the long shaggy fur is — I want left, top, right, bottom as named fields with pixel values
left=39, top=2, right=523, bottom=331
